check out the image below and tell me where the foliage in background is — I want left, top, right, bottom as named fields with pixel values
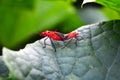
left=95, top=0, right=120, bottom=19
left=0, top=0, right=120, bottom=50
left=0, top=0, right=79, bottom=48
left=96, top=0, right=120, bottom=13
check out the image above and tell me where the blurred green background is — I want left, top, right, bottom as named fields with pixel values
left=0, top=0, right=120, bottom=55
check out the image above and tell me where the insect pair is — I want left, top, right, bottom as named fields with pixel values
left=40, top=30, right=79, bottom=52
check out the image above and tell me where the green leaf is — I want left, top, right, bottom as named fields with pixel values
left=82, top=0, right=120, bottom=20
left=101, top=7, right=120, bottom=19
left=2, top=20, right=120, bottom=80
left=96, top=0, right=120, bottom=13
left=0, top=0, right=75, bottom=48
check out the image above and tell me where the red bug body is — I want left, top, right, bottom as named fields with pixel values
left=40, top=30, right=65, bottom=52
left=41, top=30, right=65, bottom=41
left=40, top=30, right=79, bottom=52
left=65, top=32, right=78, bottom=40
left=62, top=32, right=79, bottom=48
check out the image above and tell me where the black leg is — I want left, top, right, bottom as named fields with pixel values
left=49, top=38, right=56, bottom=52
left=62, top=37, right=78, bottom=49
left=75, top=37, right=78, bottom=46
left=43, top=37, right=48, bottom=48
left=62, top=38, right=73, bottom=49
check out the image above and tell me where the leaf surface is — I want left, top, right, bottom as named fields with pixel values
left=2, top=20, right=120, bottom=80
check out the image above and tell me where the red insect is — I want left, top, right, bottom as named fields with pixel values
left=40, top=30, right=79, bottom=52
left=40, top=30, right=65, bottom=52
left=65, top=32, right=78, bottom=40
left=64, top=32, right=79, bottom=47
left=41, top=30, right=65, bottom=41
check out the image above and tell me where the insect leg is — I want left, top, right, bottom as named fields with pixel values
left=75, top=37, right=78, bottom=46
left=43, top=37, right=48, bottom=48
left=62, top=38, right=73, bottom=49
left=49, top=38, right=56, bottom=52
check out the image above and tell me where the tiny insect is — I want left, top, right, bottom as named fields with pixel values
left=40, top=30, right=79, bottom=52
left=65, top=32, right=78, bottom=40
left=63, top=32, right=79, bottom=48
left=40, top=30, right=65, bottom=52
